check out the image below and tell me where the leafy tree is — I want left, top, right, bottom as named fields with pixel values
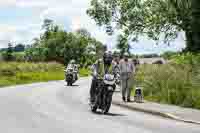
left=14, top=43, right=25, bottom=52
left=3, top=43, right=14, bottom=61
left=191, top=0, right=200, bottom=52
left=116, top=34, right=129, bottom=56
left=28, top=21, right=104, bottom=66
left=42, top=19, right=53, bottom=31
left=76, top=28, right=91, bottom=38
left=87, top=0, right=197, bottom=52
left=42, top=19, right=54, bottom=40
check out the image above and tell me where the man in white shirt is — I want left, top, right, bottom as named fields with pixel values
left=119, top=52, right=135, bottom=102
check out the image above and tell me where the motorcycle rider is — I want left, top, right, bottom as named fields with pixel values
left=66, top=60, right=78, bottom=81
left=90, top=51, right=115, bottom=103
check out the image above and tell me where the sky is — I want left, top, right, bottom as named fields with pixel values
left=0, top=0, right=186, bottom=54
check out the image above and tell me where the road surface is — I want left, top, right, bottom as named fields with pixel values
left=0, top=78, right=200, bottom=133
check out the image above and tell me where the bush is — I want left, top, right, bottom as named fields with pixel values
left=170, top=52, right=200, bottom=65
left=135, top=63, right=200, bottom=109
left=13, top=52, right=25, bottom=62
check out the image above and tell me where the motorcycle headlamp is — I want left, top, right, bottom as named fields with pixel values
left=67, top=68, right=73, bottom=72
left=104, top=74, right=114, bottom=81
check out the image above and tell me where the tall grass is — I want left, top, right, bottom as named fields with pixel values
left=0, top=62, right=65, bottom=87
left=79, top=68, right=91, bottom=77
left=134, top=62, right=200, bottom=109
left=0, top=62, right=90, bottom=87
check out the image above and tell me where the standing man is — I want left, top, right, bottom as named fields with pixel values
left=120, top=52, right=134, bottom=102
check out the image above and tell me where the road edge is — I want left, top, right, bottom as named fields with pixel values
left=112, top=100, right=200, bottom=125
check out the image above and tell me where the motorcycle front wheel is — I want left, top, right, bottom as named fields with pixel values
left=102, top=92, right=113, bottom=114
left=91, top=104, right=97, bottom=112
left=67, top=81, right=72, bottom=86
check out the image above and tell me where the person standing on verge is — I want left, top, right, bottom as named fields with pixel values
left=119, top=52, right=134, bottom=102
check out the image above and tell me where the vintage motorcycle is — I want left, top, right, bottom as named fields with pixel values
left=90, top=73, right=116, bottom=114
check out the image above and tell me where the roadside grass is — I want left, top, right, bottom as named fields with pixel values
left=133, top=63, right=200, bottom=109
left=79, top=67, right=91, bottom=77
left=0, top=62, right=65, bottom=87
left=0, top=62, right=90, bottom=87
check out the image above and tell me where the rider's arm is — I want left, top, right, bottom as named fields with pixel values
left=91, top=63, right=97, bottom=77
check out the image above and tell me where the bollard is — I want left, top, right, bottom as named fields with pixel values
left=134, top=87, right=143, bottom=103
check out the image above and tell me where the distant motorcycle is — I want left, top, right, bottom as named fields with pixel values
left=90, top=74, right=116, bottom=114
left=64, top=67, right=77, bottom=86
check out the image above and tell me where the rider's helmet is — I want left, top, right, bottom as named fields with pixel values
left=113, top=50, right=120, bottom=58
left=103, top=51, right=113, bottom=65
left=124, top=52, right=129, bottom=61
left=70, top=60, right=75, bottom=64
left=124, top=52, right=129, bottom=57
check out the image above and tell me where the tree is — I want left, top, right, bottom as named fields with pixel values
left=3, top=42, right=14, bottom=61
left=76, top=28, right=91, bottom=38
left=14, top=43, right=25, bottom=52
left=26, top=19, right=104, bottom=65
left=191, top=0, right=200, bottom=52
left=42, top=19, right=53, bottom=31
left=42, top=19, right=54, bottom=40
left=87, top=0, right=196, bottom=52
left=116, top=34, right=129, bottom=56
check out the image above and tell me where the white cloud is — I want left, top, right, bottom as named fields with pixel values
left=0, top=0, right=16, bottom=6
left=0, top=24, right=42, bottom=48
left=17, top=1, right=48, bottom=8
left=0, top=24, right=16, bottom=32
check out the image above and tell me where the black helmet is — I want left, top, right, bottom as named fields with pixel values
left=103, top=51, right=113, bottom=65
left=113, top=50, right=120, bottom=57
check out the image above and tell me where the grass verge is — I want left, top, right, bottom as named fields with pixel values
left=132, top=63, right=200, bottom=110
left=0, top=62, right=65, bottom=87
left=0, top=62, right=90, bottom=87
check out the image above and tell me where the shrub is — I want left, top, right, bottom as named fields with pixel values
left=135, top=63, right=200, bottom=109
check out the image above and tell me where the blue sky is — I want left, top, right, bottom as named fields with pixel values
left=0, top=0, right=186, bottom=54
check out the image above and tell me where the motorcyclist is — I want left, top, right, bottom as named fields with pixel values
left=67, top=60, right=75, bottom=68
left=90, top=51, right=114, bottom=103
left=66, top=60, right=78, bottom=81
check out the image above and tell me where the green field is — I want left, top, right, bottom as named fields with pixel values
left=0, top=62, right=90, bottom=87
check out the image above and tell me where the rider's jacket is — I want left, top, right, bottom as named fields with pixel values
left=92, top=59, right=114, bottom=79
left=66, top=64, right=78, bottom=73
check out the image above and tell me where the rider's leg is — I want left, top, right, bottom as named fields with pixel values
left=90, top=78, right=97, bottom=103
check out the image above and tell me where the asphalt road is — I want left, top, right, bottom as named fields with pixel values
left=0, top=78, right=200, bottom=133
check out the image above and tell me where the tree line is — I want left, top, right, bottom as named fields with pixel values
left=1, top=19, right=105, bottom=67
